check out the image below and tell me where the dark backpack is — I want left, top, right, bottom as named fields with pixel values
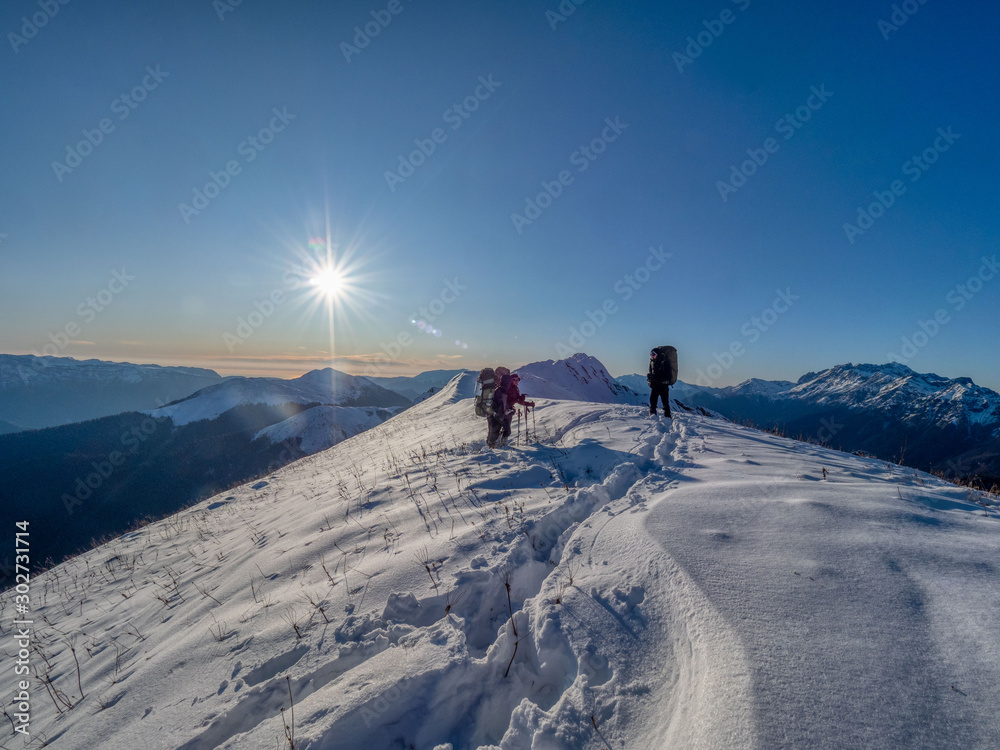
left=492, top=369, right=511, bottom=414
left=650, top=346, right=678, bottom=385
left=474, top=368, right=496, bottom=418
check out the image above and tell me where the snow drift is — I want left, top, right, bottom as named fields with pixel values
left=5, top=361, right=999, bottom=749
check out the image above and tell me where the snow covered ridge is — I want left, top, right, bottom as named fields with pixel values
left=619, top=362, right=1000, bottom=432
left=514, top=353, right=643, bottom=404
left=367, top=370, right=469, bottom=402
left=616, top=362, right=1000, bottom=482
left=254, top=405, right=391, bottom=454
left=5, top=376, right=998, bottom=749
left=148, top=367, right=410, bottom=426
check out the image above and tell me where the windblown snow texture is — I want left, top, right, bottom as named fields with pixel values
left=5, top=369, right=998, bottom=749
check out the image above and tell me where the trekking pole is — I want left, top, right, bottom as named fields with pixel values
left=517, top=407, right=522, bottom=446
left=531, top=406, right=536, bottom=443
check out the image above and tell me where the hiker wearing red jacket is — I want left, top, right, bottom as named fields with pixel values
left=488, top=372, right=534, bottom=448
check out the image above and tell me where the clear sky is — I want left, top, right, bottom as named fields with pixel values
left=1, top=0, right=997, bottom=389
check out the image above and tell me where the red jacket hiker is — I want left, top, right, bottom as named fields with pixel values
left=488, top=372, right=534, bottom=447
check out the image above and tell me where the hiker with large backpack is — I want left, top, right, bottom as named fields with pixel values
left=647, top=346, right=678, bottom=418
left=475, top=366, right=534, bottom=448
left=475, top=366, right=507, bottom=448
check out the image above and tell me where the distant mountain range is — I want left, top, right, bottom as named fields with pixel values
left=618, top=362, right=1000, bottom=485
left=0, top=354, right=222, bottom=430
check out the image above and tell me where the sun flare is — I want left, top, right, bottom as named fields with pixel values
left=310, top=267, right=343, bottom=298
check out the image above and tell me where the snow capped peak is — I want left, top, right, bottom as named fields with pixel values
left=149, top=367, right=409, bottom=425
left=290, top=367, right=378, bottom=393
left=721, top=377, right=795, bottom=398
left=787, top=362, right=1000, bottom=428
left=513, top=353, right=641, bottom=404
left=293, top=366, right=338, bottom=383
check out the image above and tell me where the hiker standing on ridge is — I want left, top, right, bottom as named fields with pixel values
left=484, top=366, right=509, bottom=448
left=648, top=346, right=677, bottom=418
left=489, top=370, right=534, bottom=448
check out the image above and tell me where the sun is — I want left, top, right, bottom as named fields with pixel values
left=310, top=267, right=344, bottom=299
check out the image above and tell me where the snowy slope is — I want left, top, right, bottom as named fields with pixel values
left=254, top=405, right=391, bottom=454
left=367, top=370, right=469, bottom=402
left=616, top=374, right=715, bottom=404
left=5, top=374, right=999, bottom=749
left=646, top=363, right=1000, bottom=477
left=149, top=367, right=409, bottom=426
left=515, top=353, right=643, bottom=404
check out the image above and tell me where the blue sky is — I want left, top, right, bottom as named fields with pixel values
left=1, top=0, right=998, bottom=389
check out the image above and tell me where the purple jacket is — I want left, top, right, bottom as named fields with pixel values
left=493, top=376, right=533, bottom=415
